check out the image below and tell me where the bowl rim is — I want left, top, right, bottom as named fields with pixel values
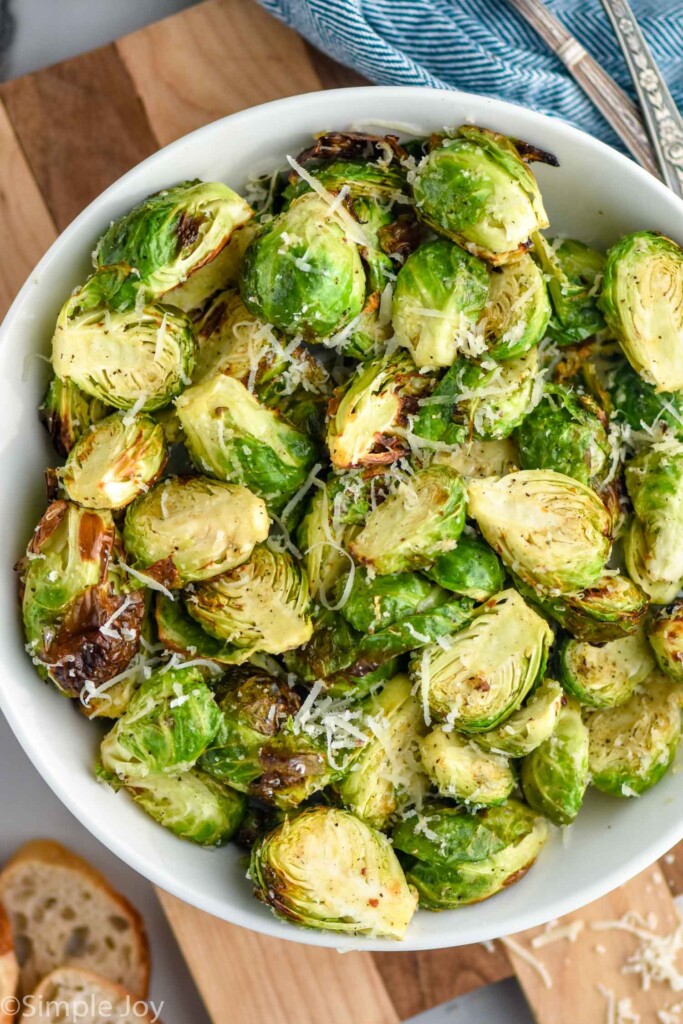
left=2, top=84, right=683, bottom=951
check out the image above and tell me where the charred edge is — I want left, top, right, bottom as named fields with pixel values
left=513, top=139, right=560, bottom=167
left=295, top=131, right=408, bottom=167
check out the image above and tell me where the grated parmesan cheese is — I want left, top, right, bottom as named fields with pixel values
left=499, top=936, right=552, bottom=989
left=285, top=155, right=373, bottom=249
left=119, top=562, right=175, bottom=601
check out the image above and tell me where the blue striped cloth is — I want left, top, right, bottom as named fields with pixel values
left=258, top=0, right=683, bottom=154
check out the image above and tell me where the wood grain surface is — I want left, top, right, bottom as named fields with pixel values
left=1, top=1, right=683, bottom=1021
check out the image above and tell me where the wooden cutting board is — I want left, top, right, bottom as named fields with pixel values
left=2, top=1, right=683, bottom=1020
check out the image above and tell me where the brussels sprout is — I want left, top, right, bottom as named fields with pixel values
left=468, top=469, right=612, bottom=595
left=392, top=239, right=489, bottom=368
left=338, top=675, right=428, bottom=829
left=95, top=180, right=253, bottom=299
left=39, top=377, right=110, bottom=458
left=52, top=270, right=197, bottom=412
left=520, top=698, right=589, bottom=825
left=234, top=802, right=288, bottom=852
left=649, top=602, right=683, bottom=681
left=175, top=372, right=317, bottom=514
left=515, top=385, right=610, bottom=487
left=413, top=589, right=553, bottom=731
left=475, top=678, right=564, bottom=757
left=57, top=413, right=166, bottom=510
left=455, top=348, right=539, bottom=441
left=624, top=446, right=683, bottom=602
left=409, top=361, right=468, bottom=446
left=532, top=234, right=605, bottom=345
left=412, top=126, right=551, bottom=265
left=423, top=535, right=505, bottom=602
left=186, top=545, right=312, bottom=657
left=19, top=501, right=145, bottom=698
left=240, top=193, right=366, bottom=339
left=558, top=628, right=655, bottom=708
left=483, top=254, right=550, bottom=360
left=155, top=593, right=246, bottom=666
left=588, top=674, right=681, bottom=796
left=327, top=351, right=429, bottom=470
left=283, top=149, right=408, bottom=209
left=434, top=438, right=519, bottom=479
left=419, top=728, right=515, bottom=805
left=583, top=346, right=683, bottom=440
left=251, top=806, right=418, bottom=939
left=100, top=667, right=221, bottom=782
left=128, top=769, right=246, bottom=846
left=296, top=483, right=358, bottom=604
left=165, top=220, right=260, bottom=313
left=349, top=465, right=466, bottom=575
left=123, top=475, right=269, bottom=586
left=392, top=800, right=548, bottom=909
left=340, top=569, right=447, bottom=634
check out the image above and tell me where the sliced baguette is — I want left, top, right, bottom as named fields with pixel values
left=0, top=841, right=149, bottom=999
left=20, top=967, right=159, bottom=1023
left=0, top=902, right=18, bottom=1024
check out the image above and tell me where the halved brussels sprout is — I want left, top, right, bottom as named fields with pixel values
left=600, top=231, right=683, bottom=392
left=186, top=544, right=312, bottom=657
left=296, top=483, right=358, bottom=604
left=392, top=239, right=489, bottom=368
left=483, top=254, right=550, bottom=360
left=419, top=728, right=515, bottom=805
left=409, top=361, right=467, bottom=446
left=584, top=347, right=683, bottom=439
left=475, top=678, right=564, bottom=757
left=19, top=501, right=145, bottom=698
left=588, top=674, right=681, bottom=796
left=413, top=588, right=553, bottom=730
left=532, top=234, right=605, bottom=345
left=520, top=698, right=589, bottom=825
left=327, top=351, right=429, bottom=470
left=349, top=465, right=466, bottom=575
left=423, top=535, right=505, bottom=602
left=165, top=220, right=260, bottom=313
left=558, top=628, right=655, bottom=708
left=624, top=446, right=683, bottom=602
left=128, top=769, right=246, bottom=846
left=240, top=193, right=366, bottom=339
left=100, top=667, right=221, bottom=782
left=175, top=372, right=317, bottom=514
left=338, top=675, right=428, bottom=829
left=434, top=438, right=519, bottom=479
left=468, top=469, right=612, bottom=595
left=251, top=806, right=418, bottom=939
left=515, top=385, right=610, bottom=487
left=649, top=601, right=683, bottom=682
left=95, top=180, right=253, bottom=299
left=412, top=126, right=551, bottom=265
left=340, top=569, right=447, bottom=634
left=52, top=270, right=197, bottom=412
left=455, top=348, right=539, bottom=441
left=123, top=475, right=269, bottom=586
left=57, top=413, right=166, bottom=510
left=39, top=377, right=110, bottom=458
left=391, top=800, right=548, bottom=909
left=156, top=594, right=245, bottom=666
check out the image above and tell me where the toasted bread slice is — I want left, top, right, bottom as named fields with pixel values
left=0, top=902, right=18, bottom=1024
left=0, top=841, right=149, bottom=999
left=20, top=967, right=159, bottom=1023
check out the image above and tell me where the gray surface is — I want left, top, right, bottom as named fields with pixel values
left=1, top=0, right=200, bottom=81
left=405, top=977, right=534, bottom=1024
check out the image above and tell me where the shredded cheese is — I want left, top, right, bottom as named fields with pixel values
left=285, top=155, right=373, bottom=249
left=499, top=936, right=552, bottom=989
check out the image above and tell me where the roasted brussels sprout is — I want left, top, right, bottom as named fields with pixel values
left=475, top=678, right=564, bottom=757
left=532, top=234, right=605, bottom=345
left=392, top=800, right=548, bottom=909
left=392, top=239, right=489, bottom=368
left=649, top=601, right=683, bottom=682
left=39, top=377, right=110, bottom=458
left=338, top=675, right=428, bottom=829
left=520, top=698, right=589, bottom=825
left=624, top=445, right=683, bottom=603
left=186, top=545, right=312, bottom=657
left=52, top=270, right=197, bottom=412
left=296, top=483, right=358, bottom=605
left=455, top=348, right=539, bottom=441
left=100, top=667, right=221, bottom=782
left=413, top=589, right=552, bottom=730
left=515, top=385, right=611, bottom=487
left=340, top=569, right=447, bottom=634
left=584, top=348, right=683, bottom=439
left=175, top=372, right=317, bottom=514
left=558, top=628, right=655, bottom=708
left=412, top=126, right=550, bottom=264
left=95, top=180, right=253, bottom=299
left=155, top=594, right=246, bottom=666
left=57, top=413, right=166, bottom=509
left=468, top=469, right=612, bottom=595
left=251, top=806, right=418, bottom=939
left=484, top=254, right=550, bottom=360
left=165, top=220, right=260, bottom=313
left=349, top=465, right=466, bottom=575
left=419, top=728, right=515, bottom=805
left=123, top=476, right=269, bottom=586
left=423, top=535, right=505, bottom=602
left=588, top=674, right=681, bottom=796
left=240, top=193, right=366, bottom=339
left=128, top=769, right=246, bottom=846
left=434, top=438, right=519, bottom=479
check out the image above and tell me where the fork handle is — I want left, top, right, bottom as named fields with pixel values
left=600, top=0, right=683, bottom=197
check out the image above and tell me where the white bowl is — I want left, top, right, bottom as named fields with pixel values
left=1, top=86, right=682, bottom=952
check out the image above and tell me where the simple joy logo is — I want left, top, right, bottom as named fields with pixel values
left=1, top=994, right=164, bottom=1021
